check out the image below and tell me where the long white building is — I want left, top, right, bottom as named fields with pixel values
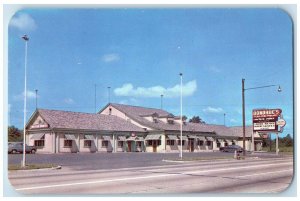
left=25, top=103, right=262, bottom=153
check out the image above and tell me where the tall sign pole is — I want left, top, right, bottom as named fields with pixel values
left=179, top=73, right=183, bottom=159
left=22, top=35, right=29, bottom=168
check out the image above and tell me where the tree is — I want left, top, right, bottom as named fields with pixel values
left=8, top=126, right=23, bottom=142
left=189, top=116, right=206, bottom=124
left=282, top=134, right=293, bottom=147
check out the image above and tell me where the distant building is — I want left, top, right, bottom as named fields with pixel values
left=25, top=103, right=262, bottom=153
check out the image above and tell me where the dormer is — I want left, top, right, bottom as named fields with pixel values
left=152, top=112, right=159, bottom=123
left=167, top=114, right=175, bottom=124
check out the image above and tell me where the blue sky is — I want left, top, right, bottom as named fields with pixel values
left=7, top=8, right=293, bottom=137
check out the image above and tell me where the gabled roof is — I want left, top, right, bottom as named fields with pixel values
left=28, top=109, right=145, bottom=132
left=99, top=103, right=255, bottom=137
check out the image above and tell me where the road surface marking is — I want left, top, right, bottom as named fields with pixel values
left=235, top=169, right=293, bottom=178
left=15, top=161, right=293, bottom=191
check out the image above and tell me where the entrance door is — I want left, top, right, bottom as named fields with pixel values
left=127, top=141, right=131, bottom=152
left=153, top=140, right=157, bottom=153
left=189, top=139, right=194, bottom=152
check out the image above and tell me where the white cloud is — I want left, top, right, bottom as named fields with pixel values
left=101, top=53, right=120, bottom=63
left=64, top=98, right=74, bottom=104
left=114, top=80, right=197, bottom=98
left=10, top=13, right=37, bottom=31
left=229, top=118, right=239, bottom=123
left=203, top=106, right=224, bottom=113
left=13, top=90, right=38, bottom=100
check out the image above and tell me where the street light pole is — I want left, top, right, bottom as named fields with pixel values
left=22, top=34, right=29, bottom=168
left=35, top=89, right=38, bottom=110
left=179, top=73, right=183, bottom=159
left=242, top=79, right=246, bottom=156
left=242, top=79, right=281, bottom=156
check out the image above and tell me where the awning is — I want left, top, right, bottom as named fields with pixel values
left=118, top=136, right=126, bottom=141
left=102, top=136, right=111, bottom=141
left=217, top=139, right=224, bottom=142
left=145, top=134, right=161, bottom=140
left=126, top=136, right=137, bottom=141
left=136, top=136, right=144, bottom=141
left=179, top=136, right=188, bottom=140
left=65, top=134, right=76, bottom=140
left=206, top=137, right=214, bottom=141
left=167, top=135, right=178, bottom=140
left=188, top=135, right=197, bottom=139
left=31, top=133, right=45, bottom=140
left=84, top=134, right=95, bottom=140
left=198, top=136, right=206, bottom=141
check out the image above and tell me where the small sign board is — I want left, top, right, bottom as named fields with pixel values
left=253, top=109, right=282, bottom=132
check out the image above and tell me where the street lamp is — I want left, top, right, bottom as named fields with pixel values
left=179, top=73, right=183, bottom=159
left=108, top=86, right=111, bottom=103
left=242, top=78, right=281, bottom=156
left=22, top=34, right=29, bottom=168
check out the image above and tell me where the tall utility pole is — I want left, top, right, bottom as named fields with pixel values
left=160, top=94, right=163, bottom=110
left=108, top=86, right=111, bottom=103
left=179, top=73, right=183, bottom=159
left=22, top=34, right=29, bottom=168
left=35, top=89, right=38, bottom=110
left=94, top=84, right=97, bottom=113
left=242, top=79, right=246, bottom=156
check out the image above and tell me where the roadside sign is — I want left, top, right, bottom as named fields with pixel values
left=252, top=109, right=282, bottom=132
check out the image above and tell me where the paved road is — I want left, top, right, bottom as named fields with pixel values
left=8, top=155, right=293, bottom=194
left=8, top=151, right=289, bottom=170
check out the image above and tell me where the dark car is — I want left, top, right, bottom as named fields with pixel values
left=8, top=142, right=37, bottom=154
left=221, top=145, right=244, bottom=153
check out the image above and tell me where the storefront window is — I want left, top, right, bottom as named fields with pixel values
left=84, top=140, right=92, bottom=147
left=167, top=140, right=175, bottom=146
left=34, top=140, right=44, bottom=147
left=102, top=141, right=109, bottom=148
left=64, top=140, right=73, bottom=147
left=136, top=141, right=142, bottom=147
left=118, top=141, right=124, bottom=147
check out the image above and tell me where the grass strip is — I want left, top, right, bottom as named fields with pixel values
left=8, top=163, right=57, bottom=171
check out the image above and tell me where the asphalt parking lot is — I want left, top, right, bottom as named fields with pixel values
left=7, top=151, right=292, bottom=171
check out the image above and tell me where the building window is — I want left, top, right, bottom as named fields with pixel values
left=102, top=141, right=109, bottom=148
left=64, top=140, right=73, bottom=147
left=136, top=141, right=142, bottom=147
left=167, top=140, right=175, bottom=146
left=84, top=140, right=92, bottom=147
left=118, top=141, right=124, bottom=147
left=109, top=108, right=112, bottom=115
left=224, top=142, right=228, bottom=146
left=232, top=141, right=236, bottom=145
left=148, top=140, right=153, bottom=146
left=178, top=140, right=185, bottom=146
left=217, top=142, right=221, bottom=148
left=197, top=140, right=204, bottom=146
left=206, top=141, right=212, bottom=146
left=157, top=140, right=161, bottom=146
left=34, top=140, right=45, bottom=147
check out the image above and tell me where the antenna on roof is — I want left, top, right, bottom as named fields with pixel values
left=160, top=94, right=163, bottom=109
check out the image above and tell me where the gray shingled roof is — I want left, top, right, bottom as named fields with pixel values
left=29, top=109, right=145, bottom=132
left=108, top=103, right=253, bottom=137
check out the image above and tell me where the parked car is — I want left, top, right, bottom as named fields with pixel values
left=221, top=145, right=244, bottom=153
left=8, top=142, right=37, bottom=154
